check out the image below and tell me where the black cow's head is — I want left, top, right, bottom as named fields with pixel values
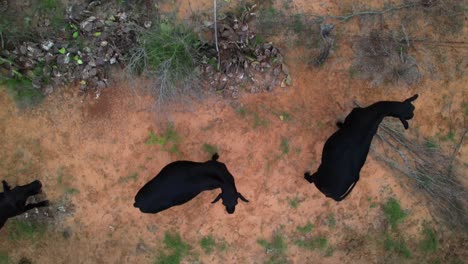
left=2, top=180, right=46, bottom=210
left=212, top=190, right=249, bottom=214
left=397, top=94, right=418, bottom=129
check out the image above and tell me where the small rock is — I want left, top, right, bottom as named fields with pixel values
left=147, top=224, right=157, bottom=233
left=96, top=80, right=107, bottom=89
left=116, top=12, right=127, bottom=21
left=41, top=40, right=54, bottom=51
left=250, top=86, right=259, bottom=93
left=44, top=85, right=54, bottom=95
left=19, top=45, right=27, bottom=55
left=109, top=57, right=117, bottom=64
left=136, top=242, right=148, bottom=253
left=99, top=41, right=108, bottom=47
left=144, top=21, right=152, bottom=28
left=57, top=206, right=66, bottom=213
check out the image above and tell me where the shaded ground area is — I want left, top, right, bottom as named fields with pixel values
left=1, top=0, right=467, bottom=263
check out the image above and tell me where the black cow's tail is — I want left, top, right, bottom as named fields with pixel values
left=304, top=172, right=314, bottom=183
left=212, top=153, right=219, bottom=161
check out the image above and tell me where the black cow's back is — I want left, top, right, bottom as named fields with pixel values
left=134, top=161, right=223, bottom=213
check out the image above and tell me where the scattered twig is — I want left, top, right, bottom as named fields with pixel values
left=372, top=120, right=468, bottom=230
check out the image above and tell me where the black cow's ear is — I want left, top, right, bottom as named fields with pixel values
left=211, top=193, right=222, bottom=203
left=238, top=192, right=249, bottom=203
left=405, top=94, right=418, bottom=103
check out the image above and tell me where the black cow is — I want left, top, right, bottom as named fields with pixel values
left=134, top=153, right=249, bottom=214
left=0, top=180, right=49, bottom=230
left=305, top=94, right=418, bottom=201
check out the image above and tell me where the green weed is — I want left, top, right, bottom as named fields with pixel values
left=146, top=124, right=181, bottom=154
left=119, top=172, right=139, bottom=184
left=129, top=20, right=201, bottom=101
left=1, top=77, right=44, bottom=109
left=278, top=111, right=292, bottom=121
left=290, top=14, right=306, bottom=34
left=65, top=188, right=79, bottom=195
left=296, top=222, right=314, bottom=234
left=155, top=232, right=191, bottom=264
left=294, top=236, right=328, bottom=251
left=253, top=113, right=269, bottom=128
left=0, top=252, right=10, bottom=264
left=202, top=144, right=218, bottom=156
left=382, top=198, right=407, bottom=229
left=257, top=233, right=288, bottom=264
left=425, top=138, right=439, bottom=150
left=440, top=130, right=455, bottom=142
left=287, top=196, right=301, bottom=209
left=8, top=220, right=47, bottom=241
left=384, top=235, right=411, bottom=259
left=236, top=106, right=249, bottom=118
left=420, top=225, right=438, bottom=253
left=280, top=137, right=289, bottom=155
left=326, top=213, right=336, bottom=228
left=200, top=235, right=215, bottom=254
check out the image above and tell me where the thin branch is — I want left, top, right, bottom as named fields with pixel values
left=327, top=3, right=420, bottom=22
left=213, top=0, right=220, bottom=70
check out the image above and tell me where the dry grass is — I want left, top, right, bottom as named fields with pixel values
left=352, top=30, right=421, bottom=86
left=371, top=120, right=467, bottom=231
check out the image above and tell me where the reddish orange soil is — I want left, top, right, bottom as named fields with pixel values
left=1, top=0, right=467, bottom=263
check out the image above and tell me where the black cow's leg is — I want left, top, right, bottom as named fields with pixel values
left=304, top=172, right=314, bottom=183
left=2, top=180, right=11, bottom=191
left=24, top=200, right=49, bottom=210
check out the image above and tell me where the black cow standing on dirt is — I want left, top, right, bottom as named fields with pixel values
left=134, top=153, right=249, bottom=214
left=305, top=95, right=418, bottom=201
left=0, top=180, right=49, bottom=230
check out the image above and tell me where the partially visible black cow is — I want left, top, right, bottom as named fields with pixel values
left=0, top=180, right=49, bottom=230
left=134, top=153, right=249, bottom=214
left=305, top=94, right=418, bottom=201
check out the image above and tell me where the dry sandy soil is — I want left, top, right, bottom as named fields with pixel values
left=0, top=0, right=467, bottom=263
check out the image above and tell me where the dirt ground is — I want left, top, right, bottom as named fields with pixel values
left=1, top=0, right=467, bottom=263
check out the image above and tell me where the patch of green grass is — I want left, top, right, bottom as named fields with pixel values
left=324, top=246, right=335, bottom=257
left=0, top=252, right=10, bottom=264
left=294, top=236, right=328, bottom=251
left=236, top=106, right=249, bottom=118
left=296, top=222, right=314, bottom=234
left=65, top=188, right=79, bottom=195
left=200, top=235, right=216, bottom=254
left=382, top=197, right=407, bottom=229
left=326, top=213, right=336, bottom=228
left=287, top=196, right=301, bottom=209
left=425, top=137, right=439, bottom=150
left=202, top=143, right=218, bottom=156
left=1, top=77, right=44, bottom=109
left=384, top=235, right=411, bottom=259
left=155, top=231, right=191, bottom=264
left=8, top=220, right=47, bottom=241
left=420, top=225, right=438, bottom=253
left=38, top=0, right=59, bottom=10
left=253, top=113, right=269, bottom=128
left=146, top=131, right=167, bottom=146
left=290, top=14, right=306, bottom=34
left=463, top=102, right=468, bottom=116
left=280, top=137, right=289, bottom=155
left=257, top=233, right=288, bottom=264
left=349, top=67, right=359, bottom=79
left=146, top=123, right=181, bottom=154
left=440, top=130, right=456, bottom=142
left=119, top=172, right=139, bottom=184
left=130, top=21, right=201, bottom=99
left=278, top=111, right=292, bottom=121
